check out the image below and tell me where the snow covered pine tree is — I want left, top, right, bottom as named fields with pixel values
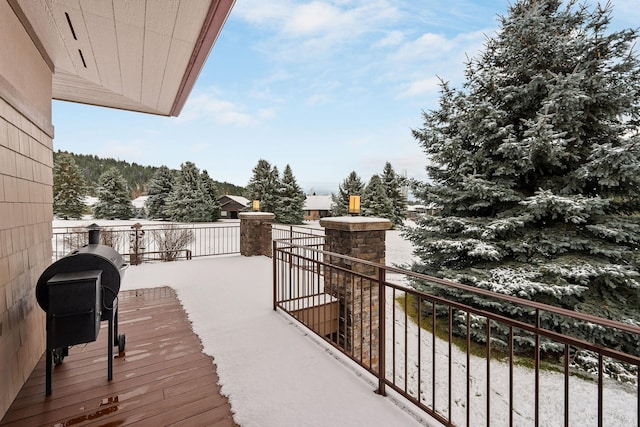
left=276, top=164, right=305, bottom=224
left=53, top=152, right=86, bottom=219
left=93, top=167, right=133, bottom=220
left=331, top=171, right=365, bottom=216
left=405, top=0, right=640, bottom=356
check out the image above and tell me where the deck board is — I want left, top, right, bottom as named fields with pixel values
left=0, top=287, right=237, bottom=427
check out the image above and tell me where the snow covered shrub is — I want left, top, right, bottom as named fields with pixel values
left=151, top=224, right=194, bottom=261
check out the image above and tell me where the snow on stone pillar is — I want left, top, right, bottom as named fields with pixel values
left=239, top=212, right=275, bottom=257
left=319, top=216, right=392, bottom=371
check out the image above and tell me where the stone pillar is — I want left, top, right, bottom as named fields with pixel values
left=319, top=217, right=392, bottom=371
left=239, top=212, right=275, bottom=257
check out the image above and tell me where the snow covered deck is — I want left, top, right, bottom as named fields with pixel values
left=120, top=255, right=429, bottom=426
left=0, top=287, right=236, bottom=426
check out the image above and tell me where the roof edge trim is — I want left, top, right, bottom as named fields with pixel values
left=169, top=0, right=235, bottom=117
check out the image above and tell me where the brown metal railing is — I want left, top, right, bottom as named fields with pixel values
left=272, top=224, right=325, bottom=241
left=52, top=223, right=240, bottom=263
left=52, top=222, right=322, bottom=264
left=273, top=238, right=640, bottom=426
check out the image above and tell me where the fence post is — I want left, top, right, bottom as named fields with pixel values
left=376, top=267, right=386, bottom=396
left=273, top=240, right=277, bottom=311
left=240, top=212, right=275, bottom=257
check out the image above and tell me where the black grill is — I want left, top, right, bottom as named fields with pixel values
left=35, top=225, right=127, bottom=395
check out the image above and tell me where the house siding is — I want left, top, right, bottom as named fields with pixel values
left=0, top=2, right=53, bottom=418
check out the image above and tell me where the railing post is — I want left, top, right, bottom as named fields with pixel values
left=376, top=267, right=386, bottom=396
left=273, top=240, right=277, bottom=311
left=320, top=217, right=392, bottom=372
left=240, top=212, right=275, bottom=257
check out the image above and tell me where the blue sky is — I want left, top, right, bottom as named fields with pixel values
left=52, top=0, right=640, bottom=195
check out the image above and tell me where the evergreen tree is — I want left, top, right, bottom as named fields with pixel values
left=53, top=152, right=86, bottom=219
left=201, top=169, right=221, bottom=221
left=362, top=174, right=394, bottom=219
left=381, top=162, right=407, bottom=227
left=245, top=159, right=280, bottom=213
left=93, top=167, right=133, bottom=219
left=405, top=0, right=640, bottom=354
left=276, top=164, right=305, bottom=224
left=331, top=171, right=365, bottom=216
left=146, top=166, right=175, bottom=220
left=165, top=162, right=213, bottom=222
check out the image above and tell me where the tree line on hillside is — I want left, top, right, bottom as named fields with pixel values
left=53, top=151, right=244, bottom=197
left=53, top=155, right=224, bottom=222
left=54, top=153, right=409, bottom=227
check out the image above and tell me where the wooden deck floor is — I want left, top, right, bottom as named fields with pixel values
left=0, top=287, right=237, bottom=427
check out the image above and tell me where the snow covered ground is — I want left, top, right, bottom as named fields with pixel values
left=56, top=219, right=637, bottom=425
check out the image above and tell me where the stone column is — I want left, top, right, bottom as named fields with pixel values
left=239, top=212, right=275, bottom=257
left=319, top=217, right=392, bottom=371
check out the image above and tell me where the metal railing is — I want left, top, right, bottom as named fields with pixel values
left=52, top=223, right=241, bottom=263
left=272, top=224, right=325, bottom=242
left=273, top=238, right=640, bottom=426
left=52, top=222, right=323, bottom=264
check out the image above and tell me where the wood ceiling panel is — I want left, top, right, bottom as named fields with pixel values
left=145, top=0, right=180, bottom=36
left=52, top=6, right=101, bottom=84
left=141, top=30, right=172, bottom=110
left=82, top=11, right=123, bottom=95
left=113, top=0, right=145, bottom=27
left=173, top=0, right=211, bottom=42
left=113, top=1, right=145, bottom=103
left=13, top=0, right=236, bottom=116
left=54, top=71, right=161, bottom=115
left=76, top=0, right=112, bottom=18
left=157, top=38, right=193, bottom=113
left=114, top=22, right=144, bottom=103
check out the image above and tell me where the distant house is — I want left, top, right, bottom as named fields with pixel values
left=407, top=203, right=440, bottom=219
left=83, top=196, right=99, bottom=209
left=219, top=195, right=250, bottom=219
left=303, top=195, right=333, bottom=221
left=132, top=195, right=149, bottom=217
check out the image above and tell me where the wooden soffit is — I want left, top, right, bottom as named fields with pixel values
left=9, top=0, right=235, bottom=116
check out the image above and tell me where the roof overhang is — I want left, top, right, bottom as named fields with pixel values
left=9, top=0, right=235, bottom=117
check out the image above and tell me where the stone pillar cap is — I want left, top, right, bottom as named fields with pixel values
left=320, top=216, right=392, bottom=231
left=239, top=212, right=276, bottom=220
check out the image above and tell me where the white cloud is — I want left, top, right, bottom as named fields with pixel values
left=176, top=90, right=266, bottom=126
left=258, top=108, right=277, bottom=119
left=235, top=0, right=402, bottom=60
left=386, top=29, right=489, bottom=100
left=399, top=76, right=442, bottom=98
left=306, top=93, right=329, bottom=106
left=284, top=2, right=341, bottom=36
left=373, top=30, right=405, bottom=48
left=231, top=0, right=292, bottom=25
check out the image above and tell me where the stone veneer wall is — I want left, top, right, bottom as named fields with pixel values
left=0, top=2, right=54, bottom=418
left=320, top=217, right=391, bottom=372
left=239, top=212, right=275, bottom=257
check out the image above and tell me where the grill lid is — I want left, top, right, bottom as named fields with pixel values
left=36, top=244, right=127, bottom=313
